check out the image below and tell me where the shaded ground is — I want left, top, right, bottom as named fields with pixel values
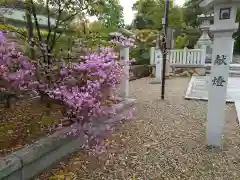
left=38, top=77, right=240, bottom=180
left=0, top=99, right=62, bottom=156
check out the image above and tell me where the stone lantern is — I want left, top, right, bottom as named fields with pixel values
left=196, top=13, right=214, bottom=64
left=200, top=0, right=240, bottom=148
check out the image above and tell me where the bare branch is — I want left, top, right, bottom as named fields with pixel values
left=50, top=0, right=63, bottom=51
left=29, top=0, right=42, bottom=43
left=46, top=0, right=51, bottom=44
left=55, top=31, right=63, bottom=41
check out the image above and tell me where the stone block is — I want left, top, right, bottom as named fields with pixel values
left=195, top=68, right=206, bottom=76
left=0, top=155, right=22, bottom=180
left=21, top=137, right=84, bottom=180
left=13, top=135, right=74, bottom=166
left=0, top=99, right=135, bottom=180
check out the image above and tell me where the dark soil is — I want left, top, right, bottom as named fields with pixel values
left=0, top=98, right=62, bottom=157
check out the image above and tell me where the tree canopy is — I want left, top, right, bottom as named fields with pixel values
left=182, top=0, right=202, bottom=27
left=132, top=0, right=184, bottom=31
left=97, top=0, right=124, bottom=29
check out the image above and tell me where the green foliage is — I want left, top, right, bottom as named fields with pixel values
left=132, top=0, right=184, bottom=30
left=97, top=0, right=124, bottom=29
left=182, top=26, right=201, bottom=48
left=88, top=21, right=114, bottom=35
left=0, top=24, right=76, bottom=57
left=130, top=47, right=150, bottom=65
left=73, top=20, right=113, bottom=50
left=0, top=24, right=16, bottom=32
left=182, top=0, right=202, bottom=27
left=130, top=29, right=158, bottom=65
left=175, top=36, right=188, bottom=49
left=234, top=37, right=240, bottom=54
left=234, top=10, right=240, bottom=53
left=81, top=35, right=112, bottom=50
left=134, top=29, right=158, bottom=45
left=0, top=0, right=15, bottom=6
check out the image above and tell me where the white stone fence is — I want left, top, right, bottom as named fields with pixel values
left=150, top=47, right=206, bottom=67
left=120, top=46, right=207, bottom=99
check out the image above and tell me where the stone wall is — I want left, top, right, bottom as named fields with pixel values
left=0, top=99, right=135, bottom=180
left=173, top=67, right=206, bottom=77
left=149, top=65, right=206, bottom=77
left=129, top=65, right=150, bottom=81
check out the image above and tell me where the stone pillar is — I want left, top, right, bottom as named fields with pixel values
left=201, top=45, right=207, bottom=64
left=150, top=47, right=155, bottom=65
left=200, top=0, right=239, bottom=148
left=165, top=55, right=170, bottom=77
left=120, top=47, right=129, bottom=99
left=150, top=49, right=162, bottom=84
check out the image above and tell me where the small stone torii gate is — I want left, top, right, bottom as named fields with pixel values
left=200, top=0, right=240, bottom=148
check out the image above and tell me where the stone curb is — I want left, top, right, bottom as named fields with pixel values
left=0, top=99, right=135, bottom=180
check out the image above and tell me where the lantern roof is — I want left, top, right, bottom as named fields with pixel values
left=200, top=0, right=240, bottom=9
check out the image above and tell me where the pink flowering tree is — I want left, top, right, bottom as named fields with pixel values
left=0, top=31, right=125, bottom=125
left=110, top=35, right=136, bottom=48
left=109, top=33, right=137, bottom=64
left=0, top=32, right=36, bottom=96
left=46, top=47, right=123, bottom=127
left=0, top=31, right=136, bottom=153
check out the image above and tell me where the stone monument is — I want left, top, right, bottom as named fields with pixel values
left=200, top=0, right=240, bottom=148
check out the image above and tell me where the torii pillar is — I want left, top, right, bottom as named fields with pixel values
left=200, top=0, right=240, bottom=148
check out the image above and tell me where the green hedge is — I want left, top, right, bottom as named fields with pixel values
left=130, top=65, right=150, bottom=80
left=234, top=38, right=240, bottom=54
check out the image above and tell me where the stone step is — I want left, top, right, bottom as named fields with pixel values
left=206, top=64, right=240, bottom=71
left=206, top=69, right=240, bottom=77
left=230, top=67, right=240, bottom=71
left=229, top=70, right=240, bottom=77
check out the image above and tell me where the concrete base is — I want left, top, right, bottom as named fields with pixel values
left=185, top=75, right=240, bottom=102
left=150, top=81, right=161, bottom=84
left=149, top=65, right=171, bottom=78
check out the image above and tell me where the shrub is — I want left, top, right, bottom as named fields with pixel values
left=0, top=32, right=36, bottom=95
left=129, top=29, right=158, bottom=65
left=0, top=31, right=126, bottom=134
left=175, top=35, right=188, bottom=49
left=130, top=46, right=150, bottom=65
left=46, top=47, right=123, bottom=128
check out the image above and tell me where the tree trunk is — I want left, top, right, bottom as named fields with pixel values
left=25, top=1, right=35, bottom=60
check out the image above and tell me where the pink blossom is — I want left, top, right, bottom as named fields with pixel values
left=0, top=32, right=134, bottom=152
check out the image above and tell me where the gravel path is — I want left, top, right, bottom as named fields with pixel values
left=38, top=77, right=240, bottom=180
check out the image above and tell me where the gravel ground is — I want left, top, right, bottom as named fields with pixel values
left=38, top=77, right=240, bottom=180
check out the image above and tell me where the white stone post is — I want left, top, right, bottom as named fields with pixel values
left=183, top=47, right=188, bottom=62
left=201, top=45, right=207, bottom=65
left=165, top=55, right=171, bottom=76
left=150, top=47, right=155, bottom=65
left=200, top=0, right=239, bottom=148
left=120, top=47, right=129, bottom=99
left=150, top=49, right=162, bottom=84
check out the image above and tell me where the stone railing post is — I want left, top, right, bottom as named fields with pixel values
left=120, top=47, right=129, bottom=99
left=150, top=47, right=155, bottom=65
left=183, top=47, right=188, bottom=63
left=201, top=45, right=207, bottom=65
left=150, top=49, right=162, bottom=84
